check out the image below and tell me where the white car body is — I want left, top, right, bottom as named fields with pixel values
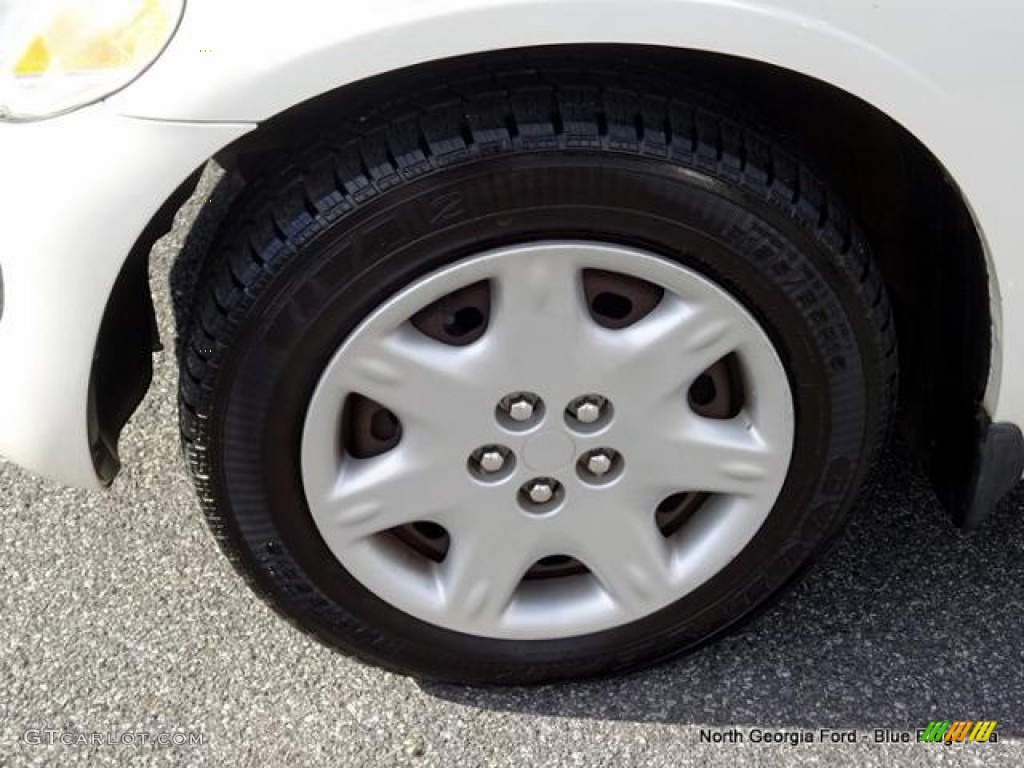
left=1, top=0, right=1022, bottom=499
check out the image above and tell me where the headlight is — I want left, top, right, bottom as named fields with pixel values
left=0, top=0, right=184, bottom=121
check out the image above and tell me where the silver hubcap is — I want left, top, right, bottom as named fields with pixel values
left=301, top=242, right=795, bottom=639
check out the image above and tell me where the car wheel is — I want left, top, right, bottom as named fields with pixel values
left=179, top=69, right=896, bottom=683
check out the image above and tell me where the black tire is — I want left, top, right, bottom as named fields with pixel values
left=178, top=62, right=896, bottom=684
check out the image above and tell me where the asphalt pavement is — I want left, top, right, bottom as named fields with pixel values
left=1, top=171, right=1021, bottom=766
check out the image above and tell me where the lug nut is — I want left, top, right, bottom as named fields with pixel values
left=478, top=450, right=506, bottom=474
left=586, top=451, right=614, bottom=477
left=498, top=392, right=543, bottom=427
left=572, top=397, right=604, bottom=425
left=527, top=480, right=555, bottom=504
left=519, top=478, right=564, bottom=512
left=508, top=397, right=535, bottom=423
left=578, top=448, right=622, bottom=484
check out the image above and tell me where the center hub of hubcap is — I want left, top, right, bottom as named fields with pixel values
left=522, top=431, right=575, bottom=473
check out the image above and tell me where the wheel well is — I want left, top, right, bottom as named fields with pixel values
left=107, top=44, right=989, bottom=511
left=89, top=165, right=203, bottom=484
left=670, top=50, right=990, bottom=514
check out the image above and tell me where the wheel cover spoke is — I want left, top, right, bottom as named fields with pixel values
left=605, top=294, right=746, bottom=403
left=569, top=497, right=674, bottom=608
left=439, top=517, right=540, bottom=627
left=316, top=445, right=460, bottom=544
left=630, top=415, right=788, bottom=500
left=328, top=324, right=483, bottom=437
left=483, top=246, right=609, bottom=400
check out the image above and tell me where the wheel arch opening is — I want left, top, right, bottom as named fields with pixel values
left=99, top=44, right=991, bottom=516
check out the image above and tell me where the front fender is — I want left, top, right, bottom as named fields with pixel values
left=0, top=105, right=251, bottom=488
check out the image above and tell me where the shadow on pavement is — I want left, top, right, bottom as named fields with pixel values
left=422, top=450, right=1024, bottom=735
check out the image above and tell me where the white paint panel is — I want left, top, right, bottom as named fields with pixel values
left=0, top=104, right=252, bottom=486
